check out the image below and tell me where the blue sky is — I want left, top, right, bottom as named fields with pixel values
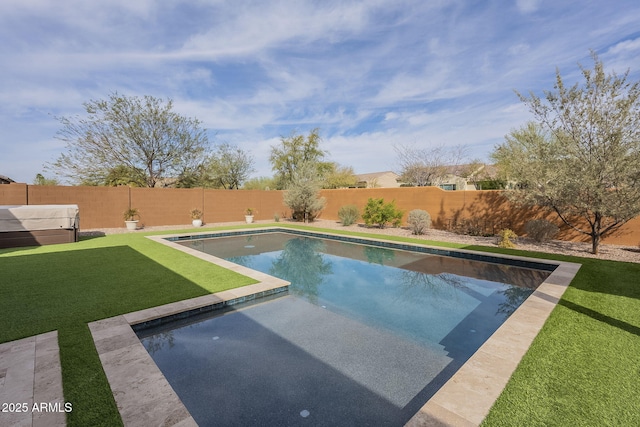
left=2, top=0, right=640, bottom=184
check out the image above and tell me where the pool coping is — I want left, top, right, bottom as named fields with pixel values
left=91, top=227, right=581, bottom=426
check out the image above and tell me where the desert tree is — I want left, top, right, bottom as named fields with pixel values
left=321, top=162, right=357, bottom=189
left=177, top=143, right=255, bottom=189
left=269, top=128, right=327, bottom=189
left=33, top=173, right=59, bottom=186
left=48, top=92, right=211, bottom=187
left=206, top=143, right=255, bottom=189
left=492, top=53, right=640, bottom=254
left=103, top=165, right=147, bottom=187
left=394, top=143, right=467, bottom=187
left=243, top=176, right=277, bottom=190
left=458, top=159, right=496, bottom=190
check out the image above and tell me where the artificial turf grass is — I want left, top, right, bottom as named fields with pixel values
left=2, top=224, right=639, bottom=426
left=58, top=326, right=124, bottom=427
left=481, top=257, right=640, bottom=427
left=0, top=232, right=257, bottom=426
left=482, top=302, right=640, bottom=426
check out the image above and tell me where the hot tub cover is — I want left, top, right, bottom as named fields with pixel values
left=0, top=205, right=79, bottom=232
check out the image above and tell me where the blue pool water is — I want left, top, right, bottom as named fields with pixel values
left=137, top=231, right=551, bottom=426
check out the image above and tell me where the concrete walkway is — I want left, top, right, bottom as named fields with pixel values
left=0, top=331, right=66, bottom=427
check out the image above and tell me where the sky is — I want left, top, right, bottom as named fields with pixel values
left=1, top=0, right=640, bottom=184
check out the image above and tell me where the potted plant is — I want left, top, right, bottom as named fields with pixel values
left=123, top=208, right=139, bottom=231
left=190, top=208, right=203, bottom=227
left=245, top=208, right=255, bottom=224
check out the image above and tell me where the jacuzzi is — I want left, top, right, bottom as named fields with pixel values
left=0, top=205, right=79, bottom=248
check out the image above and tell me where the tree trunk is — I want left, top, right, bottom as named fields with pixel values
left=591, top=233, right=600, bottom=255
left=591, top=214, right=602, bottom=255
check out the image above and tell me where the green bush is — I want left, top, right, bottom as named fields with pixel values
left=338, top=205, right=360, bottom=226
left=282, top=164, right=326, bottom=222
left=497, top=229, right=518, bottom=248
left=524, top=219, right=559, bottom=242
left=407, top=209, right=431, bottom=235
left=361, top=198, right=404, bottom=229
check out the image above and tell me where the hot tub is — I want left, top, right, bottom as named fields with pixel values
left=0, top=205, right=79, bottom=248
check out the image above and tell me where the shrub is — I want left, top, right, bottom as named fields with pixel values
left=407, top=209, right=431, bottom=235
left=284, top=188, right=325, bottom=221
left=338, top=205, right=360, bottom=226
left=497, top=229, right=518, bottom=248
left=361, top=198, right=404, bottom=229
left=524, top=219, right=559, bottom=242
left=282, top=164, right=326, bottom=222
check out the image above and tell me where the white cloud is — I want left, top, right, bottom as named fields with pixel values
left=508, top=43, right=531, bottom=56
left=181, top=1, right=371, bottom=59
left=515, top=0, right=541, bottom=14
left=2, top=1, right=640, bottom=184
left=607, top=37, right=640, bottom=55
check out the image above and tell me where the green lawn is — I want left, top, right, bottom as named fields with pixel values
left=481, top=253, right=640, bottom=426
left=1, top=224, right=639, bottom=426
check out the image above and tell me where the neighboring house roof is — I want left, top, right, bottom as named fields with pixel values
left=0, top=174, right=15, bottom=184
left=354, top=166, right=498, bottom=190
left=441, top=164, right=467, bottom=176
left=354, top=171, right=399, bottom=181
left=354, top=171, right=400, bottom=188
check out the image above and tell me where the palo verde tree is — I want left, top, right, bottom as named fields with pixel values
left=492, top=53, right=640, bottom=254
left=269, top=128, right=327, bottom=190
left=48, top=92, right=211, bottom=187
left=321, top=162, right=357, bottom=189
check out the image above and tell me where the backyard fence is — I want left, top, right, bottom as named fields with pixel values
left=1, top=183, right=639, bottom=246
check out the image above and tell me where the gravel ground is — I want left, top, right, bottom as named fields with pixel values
left=81, top=218, right=640, bottom=264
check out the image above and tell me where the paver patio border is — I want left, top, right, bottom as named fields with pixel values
left=0, top=331, right=66, bottom=427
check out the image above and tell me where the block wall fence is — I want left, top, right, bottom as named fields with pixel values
left=1, top=183, right=639, bottom=246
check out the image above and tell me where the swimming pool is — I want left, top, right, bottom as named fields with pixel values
left=134, top=229, right=553, bottom=426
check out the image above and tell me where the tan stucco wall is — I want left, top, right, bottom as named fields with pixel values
left=1, top=184, right=639, bottom=247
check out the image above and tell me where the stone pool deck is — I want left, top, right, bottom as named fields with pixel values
left=0, top=331, right=66, bottom=427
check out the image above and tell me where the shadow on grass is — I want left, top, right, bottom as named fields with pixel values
left=559, top=299, right=640, bottom=338
left=0, top=246, right=215, bottom=341
left=0, top=245, right=215, bottom=427
left=0, top=246, right=35, bottom=255
left=78, top=232, right=106, bottom=241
